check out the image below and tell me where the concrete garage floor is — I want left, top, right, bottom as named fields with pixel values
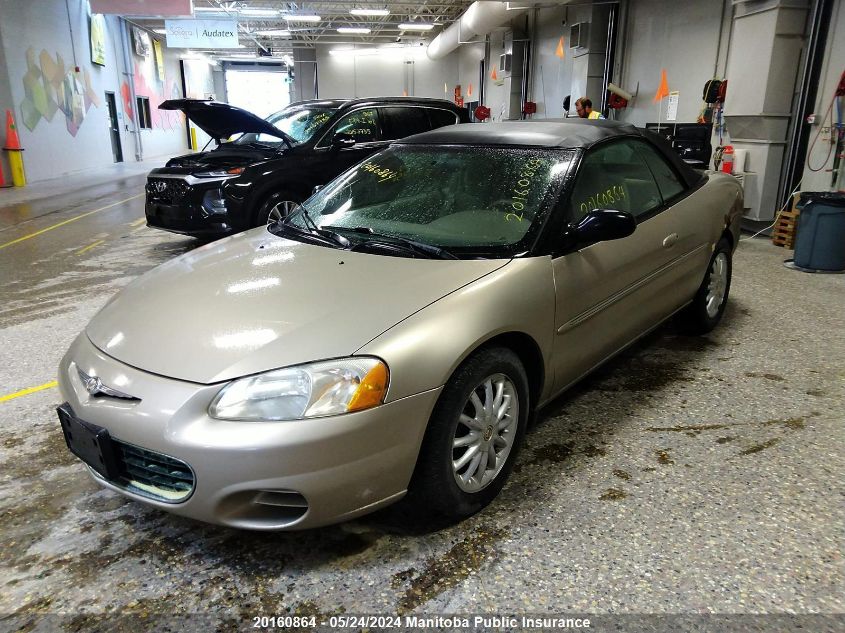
left=0, top=178, right=843, bottom=631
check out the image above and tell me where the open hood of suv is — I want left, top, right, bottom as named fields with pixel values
left=159, top=99, right=294, bottom=145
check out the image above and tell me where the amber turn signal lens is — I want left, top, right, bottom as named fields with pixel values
left=347, top=362, right=389, bottom=412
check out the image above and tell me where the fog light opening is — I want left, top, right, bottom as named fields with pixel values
left=201, top=188, right=228, bottom=216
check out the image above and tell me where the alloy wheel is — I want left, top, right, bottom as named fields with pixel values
left=705, top=252, right=729, bottom=318
left=451, top=373, right=519, bottom=493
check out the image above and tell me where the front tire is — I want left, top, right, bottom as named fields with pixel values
left=405, top=347, right=529, bottom=524
left=255, top=192, right=302, bottom=227
left=677, top=236, right=732, bottom=334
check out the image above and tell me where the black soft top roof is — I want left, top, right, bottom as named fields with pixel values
left=398, top=119, right=704, bottom=188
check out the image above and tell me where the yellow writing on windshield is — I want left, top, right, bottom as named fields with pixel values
left=506, top=156, right=547, bottom=222
left=361, top=162, right=401, bottom=183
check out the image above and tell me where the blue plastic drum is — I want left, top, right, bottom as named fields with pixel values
left=793, top=192, right=845, bottom=272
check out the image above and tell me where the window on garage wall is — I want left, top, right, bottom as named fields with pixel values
left=136, top=96, right=152, bottom=129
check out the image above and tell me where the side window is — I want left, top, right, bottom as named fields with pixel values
left=567, top=140, right=662, bottom=221
left=635, top=141, right=686, bottom=202
left=329, top=108, right=380, bottom=143
left=427, top=108, right=459, bottom=130
left=380, top=107, right=430, bottom=140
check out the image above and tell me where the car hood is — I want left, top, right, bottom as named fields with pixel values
left=159, top=99, right=294, bottom=145
left=159, top=146, right=277, bottom=172
left=86, top=230, right=509, bottom=384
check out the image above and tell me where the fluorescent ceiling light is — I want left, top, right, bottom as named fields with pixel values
left=350, top=8, right=389, bottom=16
left=194, top=6, right=225, bottom=12
left=239, top=8, right=279, bottom=17
left=284, top=14, right=321, bottom=22
left=153, top=28, right=167, bottom=34
left=256, top=29, right=291, bottom=36
left=398, top=23, right=434, bottom=30
left=337, top=27, right=371, bottom=34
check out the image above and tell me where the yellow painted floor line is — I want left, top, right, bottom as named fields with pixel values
left=0, top=193, right=143, bottom=250
left=129, top=217, right=146, bottom=227
left=76, top=239, right=105, bottom=255
left=0, top=381, right=58, bottom=403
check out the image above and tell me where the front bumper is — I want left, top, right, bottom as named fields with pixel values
left=58, top=333, right=441, bottom=530
left=144, top=175, right=247, bottom=238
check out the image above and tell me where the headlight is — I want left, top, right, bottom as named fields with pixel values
left=195, top=167, right=245, bottom=178
left=208, top=357, right=389, bottom=421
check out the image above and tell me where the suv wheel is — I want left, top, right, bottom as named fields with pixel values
left=256, top=192, right=302, bottom=226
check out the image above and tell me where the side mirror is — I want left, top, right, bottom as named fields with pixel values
left=559, top=209, right=636, bottom=253
left=331, top=133, right=356, bottom=149
left=312, top=184, right=324, bottom=195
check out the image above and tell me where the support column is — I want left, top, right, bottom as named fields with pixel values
left=293, top=48, right=318, bottom=102
left=723, top=0, right=810, bottom=220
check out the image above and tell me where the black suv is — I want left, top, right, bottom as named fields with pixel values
left=145, top=97, right=469, bottom=238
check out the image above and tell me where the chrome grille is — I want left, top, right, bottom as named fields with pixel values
left=112, top=440, right=194, bottom=503
left=146, top=178, right=190, bottom=204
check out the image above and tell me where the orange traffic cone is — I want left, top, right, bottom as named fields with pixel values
left=4, top=110, right=22, bottom=150
left=3, top=109, right=26, bottom=187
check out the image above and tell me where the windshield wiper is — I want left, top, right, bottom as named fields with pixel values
left=273, top=209, right=350, bottom=248
left=328, top=226, right=457, bottom=260
left=269, top=220, right=349, bottom=249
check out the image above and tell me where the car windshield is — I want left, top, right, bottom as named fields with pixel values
left=234, top=107, right=336, bottom=147
left=283, top=145, right=576, bottom=257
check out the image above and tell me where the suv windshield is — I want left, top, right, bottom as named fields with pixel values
left=234, top=107, right=336, bottom=147
left=285, top=145, right=576, bottom=257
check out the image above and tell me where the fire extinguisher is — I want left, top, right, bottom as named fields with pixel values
left=721, top=145, right=734, bottom=174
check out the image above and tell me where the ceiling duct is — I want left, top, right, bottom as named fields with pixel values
left=427, top=1, right=525, bottom=60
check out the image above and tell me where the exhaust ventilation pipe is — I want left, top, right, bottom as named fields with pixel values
left=427, top=1, right=525, bottom=60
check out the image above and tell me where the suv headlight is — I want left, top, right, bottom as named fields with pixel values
left=195, top=167, right=245, bottom=178
left=208, top=357, right=389, bottom=421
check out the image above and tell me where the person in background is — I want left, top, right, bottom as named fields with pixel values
left=575, top=97, right=604, bottom=119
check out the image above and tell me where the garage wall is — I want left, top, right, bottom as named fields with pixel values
left=0, top=0, right=187, bottom=183
left=801, top=0, right=845, bottom=192
left=531, top=5, right=576, bottom=118
left=315, top=46, right=458, bottom=100
left=616, top=0, right=729, bottom=127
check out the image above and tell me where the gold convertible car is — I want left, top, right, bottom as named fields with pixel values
left=57, top=120, right=742, bottom=530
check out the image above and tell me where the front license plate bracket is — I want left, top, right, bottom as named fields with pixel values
left=57, top=404, right=122, bottom=480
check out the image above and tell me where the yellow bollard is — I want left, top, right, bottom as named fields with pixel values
left=7, top=149, right=26, bottom=187
left=190, top=126, right=198, bottom=151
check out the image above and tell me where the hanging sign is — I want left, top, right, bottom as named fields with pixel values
left=90, top=14, right=106, bottom=66
left=164, top=19, right=239, bottom=49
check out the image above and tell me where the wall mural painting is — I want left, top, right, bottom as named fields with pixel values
left=133, top=60, right=182, bottom=130
left=20, top=48, right=101, bottom=136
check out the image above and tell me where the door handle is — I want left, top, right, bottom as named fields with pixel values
left=662, top=233, right=679, bottom=248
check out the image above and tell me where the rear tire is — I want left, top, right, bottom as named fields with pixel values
left=677, top=236, right=732, bottom=334
left=402, top=347, right=529, bottom=525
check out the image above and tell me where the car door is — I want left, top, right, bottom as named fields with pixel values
left=634, top=139, right=712, bottom=300
left=549, top=138, right=690, bottom=394
left=315, top=107, right=387, bottom=176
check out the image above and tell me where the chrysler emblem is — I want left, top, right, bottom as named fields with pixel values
left=77, top=368, right=140, bottom=401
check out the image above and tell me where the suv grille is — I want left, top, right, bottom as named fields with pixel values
left=146, top=178, right=190, bottom=204
left=110, top=440, right=195, bottom=503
